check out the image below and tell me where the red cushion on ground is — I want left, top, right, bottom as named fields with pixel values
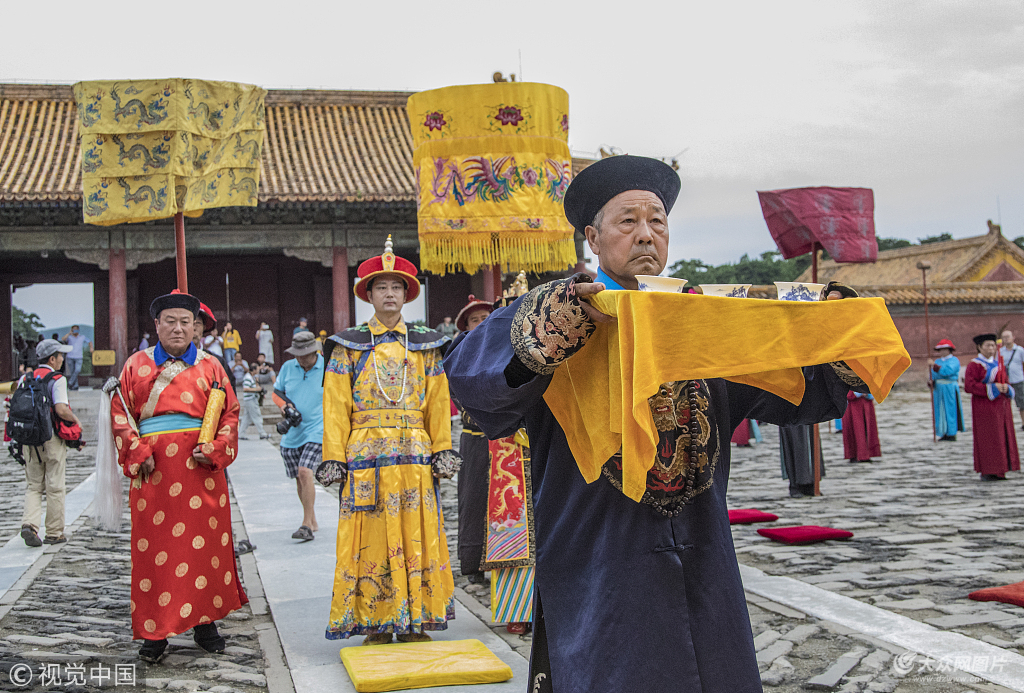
left=969, top=582, right=1024, bottom=608
left=729, top=509, right=779, bottom=525
left=757, top=526, right=854, bottom=545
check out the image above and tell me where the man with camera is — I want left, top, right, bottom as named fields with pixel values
left=238, top=362, right=269, bottom=440
left=272, top=331, right=324, bottom=542
left=11, top=339, right=82, bottom=546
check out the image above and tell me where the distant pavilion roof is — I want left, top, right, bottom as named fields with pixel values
left=795, top=220, right=1024, bottom=285
left=0, top=83, right=592, bottom=206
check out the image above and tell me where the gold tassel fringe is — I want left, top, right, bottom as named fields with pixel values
left=420, top=233, right=577, bottom=276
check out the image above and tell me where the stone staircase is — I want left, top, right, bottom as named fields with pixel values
left=255, top=402, right=283, bottom=445
left=68, top=389, right=101, bottom=443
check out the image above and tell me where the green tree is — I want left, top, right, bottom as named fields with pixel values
left=919, top=233, right=953, bottom=245
left=877, top=237, right=912, bottom=252
left=1013, top=236, right=1024, bottom=252
left=13, top=306, right=44, bottom=339
left=668, top=251, right=811, bottom=285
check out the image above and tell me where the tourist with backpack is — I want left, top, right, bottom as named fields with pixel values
left=9, top=339, right=80, bottom=547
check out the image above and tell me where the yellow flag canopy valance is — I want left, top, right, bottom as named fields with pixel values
left=73, top=79, right=266, bottom=226
left=543, top=292, right=912, bottom=502
left=407, top=83, right=576, bottom=275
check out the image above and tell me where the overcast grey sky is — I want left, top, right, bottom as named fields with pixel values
left=3, top=0, right=1022, bottom=268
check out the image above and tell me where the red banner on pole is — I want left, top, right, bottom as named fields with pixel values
left=757, top=187, right=876, bottom=263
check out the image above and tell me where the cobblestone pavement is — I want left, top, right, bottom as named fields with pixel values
left=4, top=392, right=1024, bottom=692
left=728, top=391, right=1024, bottom=691
left=0, top=446, right=273, bottom=692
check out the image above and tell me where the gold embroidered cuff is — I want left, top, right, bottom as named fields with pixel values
left=830, top=360, right=867, bottom=388
left=510, top=273, right=596, bottom=376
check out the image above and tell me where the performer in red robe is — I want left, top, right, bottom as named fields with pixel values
left=964, top=333, right=1020, bottom=480
left=110, top=292, right=247, bottom=662
left=842, top=392, right=880, bottom=462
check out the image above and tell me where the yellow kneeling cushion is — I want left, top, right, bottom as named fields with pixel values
left=340, top=639, right=514, bottom=692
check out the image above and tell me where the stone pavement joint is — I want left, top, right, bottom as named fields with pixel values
left=805, top=647, right=868, bottom=689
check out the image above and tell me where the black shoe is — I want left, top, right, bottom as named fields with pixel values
left=465, top=572, right=489, bottom=586
left=193, top=623, right=226, bottom=654
left=139, top=638, right=168, bottom=663
left=981, top=474, right=1008, bottom=481
left=20, top=525, right=41, bottom=548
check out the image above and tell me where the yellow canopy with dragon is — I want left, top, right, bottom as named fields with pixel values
left=73, top=79, right=266, bottom=226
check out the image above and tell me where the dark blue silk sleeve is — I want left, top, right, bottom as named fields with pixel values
left=724, top=365, right=850, bottom=434
left=443, top=303, right=552, bottom=440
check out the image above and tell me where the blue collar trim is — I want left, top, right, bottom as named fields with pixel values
left=154, top=341, right=197, bottom=366
left=596, top=268, right=627, bottom=291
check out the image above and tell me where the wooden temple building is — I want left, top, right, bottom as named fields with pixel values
left=798, top=220, right=1024, bottom=379
left=0, top=83, right=588, bottom=378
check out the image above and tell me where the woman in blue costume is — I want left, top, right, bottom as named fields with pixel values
left=930, top=339, right=964, bottom=441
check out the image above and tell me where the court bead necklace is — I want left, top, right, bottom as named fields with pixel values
left=371, top=330, right=409, bottom=405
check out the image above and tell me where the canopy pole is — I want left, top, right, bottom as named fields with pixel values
left=811, top=241, right=822, bottom=496
left=918, top=261, right=935, bottom=442
left=174, top=212, right=188, bottom=293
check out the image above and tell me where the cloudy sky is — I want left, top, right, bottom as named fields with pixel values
left=3, top=0, right=1022, bottom=270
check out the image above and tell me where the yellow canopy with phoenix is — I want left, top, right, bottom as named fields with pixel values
left=408, top=83, right=576, bottom=275
left=73, top=79, right=266, bottom=226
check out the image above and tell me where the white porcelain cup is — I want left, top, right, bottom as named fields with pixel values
left=636, top=276, right=689, bottom=293
left=774, top=282, right=826, bottom=301
left=700, top=284, right=752, bottom=298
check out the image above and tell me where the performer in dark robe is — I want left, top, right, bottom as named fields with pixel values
left=964, top=333, right=1020, bottom=480
left=444, top=156, right=867, bottom=693
left=453, top=295, right=494, bottom=583
left=842, top=391, right=881, bottom=462
left=779, top=422, right=823, bottom=496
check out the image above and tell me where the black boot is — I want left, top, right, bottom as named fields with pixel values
left=193, top=622, right=226, bottom=654
left=139, top=638, right=168, bottom=663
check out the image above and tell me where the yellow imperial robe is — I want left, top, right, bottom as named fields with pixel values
left=323, top=316, right=455, bottom=638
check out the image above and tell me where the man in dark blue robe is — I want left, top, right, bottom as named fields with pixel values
left=444, top=156, right=865, bottom=693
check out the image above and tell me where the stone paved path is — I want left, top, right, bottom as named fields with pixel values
left=0, top=446, right=273, bottom=692
left=726, top=390, right=1024, bottom=691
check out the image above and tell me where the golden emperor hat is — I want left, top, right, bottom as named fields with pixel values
left=354, top=235, right=421, bottom=304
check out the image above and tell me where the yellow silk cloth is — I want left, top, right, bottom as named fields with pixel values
left=407, top=83, right=575, bottom=275
left=73, top=79, right=266, bottom=225
left=543, top=292, right=911, bottom=502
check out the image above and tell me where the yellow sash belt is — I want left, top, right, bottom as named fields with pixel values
left=351, top=409, right=425, bottom=430
left=543, top=291, right=911, bottom=502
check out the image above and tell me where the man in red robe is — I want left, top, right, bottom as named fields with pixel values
left=964, top=333, right=1020, bottom=481
left=110, top=292, right=247, bottom=662
left=842, top=392, right=881, bottom=462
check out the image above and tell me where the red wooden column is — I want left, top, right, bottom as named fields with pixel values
left=1, top=282, right=12, bottom=379
left=481, top=266, right=502, bottom=303
left=109, top=248, right=128, bottom=371
left=333, top=246, right=351, bottom=333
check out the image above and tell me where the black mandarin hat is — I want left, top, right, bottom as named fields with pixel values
left=149, top=292, right=201, bottom=320
left=973, top=333, right=998, bottom=346
left=563, top=155, right=681, bottom=234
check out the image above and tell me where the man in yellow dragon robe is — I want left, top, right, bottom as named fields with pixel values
left=317, top=237, right=460, bottom=644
